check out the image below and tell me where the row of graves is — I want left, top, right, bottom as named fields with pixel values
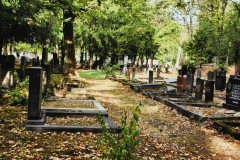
left=0, top=54, right=120, bottom=132
left=25, top=67, right=121, bottom=133
left=111, top=66, right=240, bottom=139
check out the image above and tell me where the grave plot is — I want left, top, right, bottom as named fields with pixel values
left=213, top=120, right=240, bottom=140
left=25, top=67, right=121, bottom=133
left=151, top=88, right=240, bottom=121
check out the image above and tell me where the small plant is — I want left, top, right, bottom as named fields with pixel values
left=103, top=63, right=119, bottom=76
left=97, top=102, right=143, bottom=160
left=50, top=74, right=65, bottom=90
left=8, top=77, right=29, bottom=105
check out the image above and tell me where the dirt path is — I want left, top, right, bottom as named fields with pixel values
left=83, top=77, right=240, bottom=160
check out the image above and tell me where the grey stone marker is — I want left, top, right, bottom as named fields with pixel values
left=157, top=67, right=161, bottom=79
left=132, top=67, right=136, bottom=80
left=149, top=70, right=153, bottom=84
left=28, top=67, right=43, bottom=119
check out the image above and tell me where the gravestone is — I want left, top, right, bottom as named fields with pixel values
left=205, top=80, right=215, bottom=103
left=127, top=67, right=132, bottom=80
left=0, top=55, right=7, bottom=70
left=186, top=71, right=194, bottom=96
left=182, top=75, right=187, bottom=92
left=195, top=78, right=204, bottom=100
left=28, top=67, right=43, bottom=119
left=225, top=77, right=240, bottom=107
left=2, top=71, right=13, bottom=88
left=197, top=67, right=202, bottom=78
left=157, top=67, right=161, bottom=79
left=149, top=70, right=153, bottom=84
left=132, top=67, right=136, bottom=80
left=215, top=71, right=226, bottom=91
left=7, top=55, right=15, bottom=70
left=207, top=71, right=214, bottom=81
left=177, top=75, right=183, bottom=93
left=36, top=56, right=40, bottom=66
left=18, top=56, right=27, bottom=81
left=52, top=52, right=59, bottom=68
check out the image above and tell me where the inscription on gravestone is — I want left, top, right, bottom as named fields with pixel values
left=226, top=77, right=240, bottom=107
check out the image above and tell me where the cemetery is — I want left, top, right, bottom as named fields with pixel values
left=2, top=0, right=240, bottom=159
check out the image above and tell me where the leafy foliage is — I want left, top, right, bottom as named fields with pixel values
left=50, top=74, right=65, bottom=90
left=103, top=63, right=119, bottom=75
left=8, top=77, right=29, bottom=105
left=98, top=102, right=144, bottom=160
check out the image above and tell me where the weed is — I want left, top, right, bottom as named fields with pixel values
left=98, top=102, right=144, bottom=160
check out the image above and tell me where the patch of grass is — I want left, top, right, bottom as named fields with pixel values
left=79, top=71, right=106, bottom=79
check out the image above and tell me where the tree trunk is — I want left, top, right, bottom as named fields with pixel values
left=63, top=8, right=76, bottom=72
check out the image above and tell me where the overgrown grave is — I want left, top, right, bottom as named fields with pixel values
left=26, top=67, right=121, bottom=133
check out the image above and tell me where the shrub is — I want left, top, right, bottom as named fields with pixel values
left=98, top=103, right=143, bottom=160
left=8, top=77, right=29, bottom=105
left=50, top=74, right=65, bottom=90
left=103, top=63, right=119, bottom=75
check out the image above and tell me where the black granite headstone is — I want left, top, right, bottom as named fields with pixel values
left=7, top=55, right=15, bottom=70
left=215, top=71, right=226, bottom=91
left=186, top=72, right=194, bottom=96
left=226, top=77, right=240, bottom=107
left=207, top=71, right=214, bottom=81
left=205, top=80, right=215, bottom=103
left=195, top=78, right=204, bottom=100
left=149, top=70, right=153, bottom=84
left=28, top=67, right=43, bottom=119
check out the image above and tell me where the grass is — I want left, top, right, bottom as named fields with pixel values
left=79, top=71, right=106, bottom=79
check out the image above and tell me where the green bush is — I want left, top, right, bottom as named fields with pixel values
left=50, top=74, right=65, bottom=89
left=98, top=103, right=143, bottom=160
left=103, top=63, right=119, bottom=75
left=8, top=77, right=29, bottom=105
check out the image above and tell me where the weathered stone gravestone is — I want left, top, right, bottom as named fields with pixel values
left=157, top=67, right=161, bottom=79
left=195, top=78, right=204, bottom=100
left=205, top=80, right=215, bottom=103
left=149, top=70, right=153, bottom=84
left=132, top=67, right=136, bottom=80
left=186, top=70, right=194, bottom=96
left=2, top=71, right=13, bottom=88
left=177, top=74, right=183, bottom=93
left=28, top=67, right=43, bottom=119
left=182, top=75, right=187, bottom=92
left=223, top=77, right=240, bottom=109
